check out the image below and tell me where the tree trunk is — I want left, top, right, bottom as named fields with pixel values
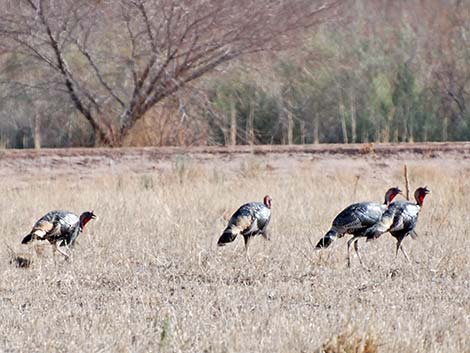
left=276, top=94, right=286, bottom=144
left=300, top=120, right=306, bottom=144
left=349, top=88, right=356, bottom=143
left=313, top=113, right=319, bottom=144
left=246, top=99, right=254, bottom=145
left=402, top=118, right=408, bottom=142
left=375, top=112, right=381, bottom=142
left=442, top=116, right=448, bottom=141
left=408, top=121, right=414, bottom=142
left=34, top=112, right=41, bottom=150
left=339, top=98, right=348, bottom=143
left=384, top=106, right=395, bottom=143
left=286, top=109, right=294, bottom=145
left=230, top=98, right=237, bottom=146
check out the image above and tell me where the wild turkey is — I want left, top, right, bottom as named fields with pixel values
left=217, top=195, right=272, bottom=255
left=21, top=210, right=96, bottom=258
left=364, top=186, right=431, bottom=261
left=315, top=187, right=402, bottom=266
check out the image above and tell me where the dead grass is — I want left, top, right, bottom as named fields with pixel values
left=6, top=246, right=32, bottom=269
left=0, top=151, right=469, bottom=353
left=358, top=143, right=375, bottom=156
left=319, top=327, right=379, bottom=353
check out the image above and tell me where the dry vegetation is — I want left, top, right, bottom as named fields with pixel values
left=0, top=148, right=469, bottom=352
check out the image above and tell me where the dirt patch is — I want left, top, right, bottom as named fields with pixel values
left=1, top=142, right=469, bottom=186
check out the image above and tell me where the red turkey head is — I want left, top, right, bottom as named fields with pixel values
left=414, top=187, right=431, bottom=206
left=80, top=211, right=97, bottom=229
left=263, top=195, right=272, bottom=209
left=384, top=187, right=402, bottom=205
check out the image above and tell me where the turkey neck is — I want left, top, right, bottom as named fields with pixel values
left=416, top=193, right=426, bottom=207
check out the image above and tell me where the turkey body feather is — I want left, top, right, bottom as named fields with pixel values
left=22, top=211, right=80, bottom=245
left=315, top=201, right=387, bottom=249
left=332, top=202, right=385, bottom=235
left=364, top=186, right=430, bottom=261
left=21, top=210, right=96, bottom=258
left=218, top=196, right=272, bottom=254
left=315, top=187, right=402, bottom=267
left=228, top=202, right=271, bottom=237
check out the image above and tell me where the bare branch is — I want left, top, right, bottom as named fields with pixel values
left=0, top=0, right=342, bottom=146
left=74, top=40, right=126, bottom=108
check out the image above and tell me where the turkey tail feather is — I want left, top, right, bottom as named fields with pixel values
left=315, top=229, right=339, bottom=248
left=22, top=229, right=46, bottom=244
left=21, top=234, right=33, bottom=244
left=217, top=228, right=238, bottom=246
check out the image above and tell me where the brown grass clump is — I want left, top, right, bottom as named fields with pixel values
left=319, top=328, right=379, bottom=353
left=6, top=246, right=32, bottom=268
left=10, top=254, right=32, bottom=268
left=359, top=143, right=375, bottom=155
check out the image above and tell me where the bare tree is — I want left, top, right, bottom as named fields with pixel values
left=0, top=0, right=340, bottom=146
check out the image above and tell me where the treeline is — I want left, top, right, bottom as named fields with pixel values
left=0, top=0, right=468, bottom=148
left=205, top=0, right=470, bottom=145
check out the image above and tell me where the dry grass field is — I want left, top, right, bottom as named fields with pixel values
left=0, top=144, right=469, bottom=353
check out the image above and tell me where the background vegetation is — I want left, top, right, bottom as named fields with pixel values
left=0, top=0, right=469, bottom=148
